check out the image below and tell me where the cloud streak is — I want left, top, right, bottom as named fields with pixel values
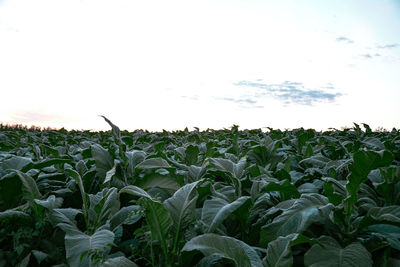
left=335, top=36, right=354, bottom=44
left=376, top=43, right=399, bottom=49
left=233, top=80, right=342, bottom=105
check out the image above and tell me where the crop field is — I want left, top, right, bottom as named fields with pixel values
left=0, top=118, right=400, bottom=266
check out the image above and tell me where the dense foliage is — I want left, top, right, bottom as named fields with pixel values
left=0, top=119, right=400, bottom=267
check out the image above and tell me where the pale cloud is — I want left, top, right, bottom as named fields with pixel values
left=233, top=80, right=342, bottom=106
left=335, top=36, right=354, bottom=44
left=376, top=43, right=399, bottom=49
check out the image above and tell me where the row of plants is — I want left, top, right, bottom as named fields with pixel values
left=0, top=119, right=400, bottom=266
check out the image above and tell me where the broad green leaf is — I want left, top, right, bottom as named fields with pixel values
left=359, top=206, right=400, bottom=229
left=137, top=173, right=180, bottom=195
left=91, top=144, right=114, bottom=181
left=1, top=156, right=32, bottom=171
left=51, top=208, right=82, bottom=234
left=142, top=199, right=173, bottom=261
left=17, top=253, right=31, bottom=267
left=263, top=233, right=318, bottom=267
left=0, top=210, right=31, bottom=222
left=104, top=160, right=119, bottom=184
left=362, top=137, right=385, bottom=150
left=182, top=233, right=262, bottom=267
left=119, top=185, right=153, bottom=200
left=202, top=196, right=251, bottom=233
left=136, top=157, right=172, bottom=169
left=299, top=154, right=330, bottom=168
left=14, top=170, right=42, bottom=203
left=31, top=250, right=48, bottom=265
left=34, top=195, right=63, bottom=210
left=260, top=194, right=333, bottom=246
left=109, top=205, right=142, bottom=231
left=164, top=181, right=200, bottom=229
left=209, top=157, right=247, bottom=179
left=65, top=169, right=88, bottom=222
left=185, top=145, right=200, bottom=165
left=87, top=187, right=120, bottom=231
left=304, top=236, right=372, bottom=267
left=366, top=224, right=400, bottom=250
left=65, top=229, right=114, bottom=267
left=164, top=181, right=201, bottom=252
left=322, top=177, right=346, bottom=206
left=259, top=177, right=300, bottom=200
left=103, top=256, right=139, bottom=267
left=125, top=150, right=146, bottom=178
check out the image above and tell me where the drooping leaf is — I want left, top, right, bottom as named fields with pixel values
left=0, top=210, right=31, bottom=223
left=304, top=236, right=372, bottom=267
left=1, top=156, right=32, bottom=171
left=34, top=195, right=63, bottom=210
left=182, top=233, right=263, bottom=267
left=137, top=173, right=180, bottom=195
left=260, top=194, right=333, bottom=246
left=136, top=157, right=172, bottom=169
left=119, top=185, right=153, bottom=200
left=109, top=205, right=142, bottom=231
left=202, top=196, right=251, bottom=233
left=103, top=256, right=139, bottom=267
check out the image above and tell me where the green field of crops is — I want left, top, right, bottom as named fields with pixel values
left=1, top=118, right=400, bottom=266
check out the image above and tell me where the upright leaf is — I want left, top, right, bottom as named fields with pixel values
left=65, top=229, right=114, bottom=267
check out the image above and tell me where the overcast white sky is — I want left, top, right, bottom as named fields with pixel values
left=0, top=0, right=399, bottom=131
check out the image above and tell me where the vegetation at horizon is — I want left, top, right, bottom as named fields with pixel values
left=0, top=118, right=399, bottom=266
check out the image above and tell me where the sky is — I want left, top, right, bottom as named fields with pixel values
left=0, top=0, right=399, bottom=131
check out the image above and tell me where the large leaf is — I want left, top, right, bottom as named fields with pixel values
left=103, top=256, right=139, bottom=267
left=260, top=194, right=333, bottom=246
left=202, top=196, right=251, bottom=233
left=65, top=229, right=114, bottom=267
left=51, top=208, right=82, bottom=233
left=1, top=156, right=32, bottom=171
left=299, top=154, right=330, bottom=168
left=14, top=170, right=42, bottom=203
left=137, top=173, right=180, bottom=195
left=87, top=187, right=120, bottom=232
left=164, top=181, right=201, bottom=251
left=34, top=195, right=63, bottom=210
left=263, top=233, right=318, bottom=267
left=91, top=144, right=114, bottom=181
left=182, top=233, right=263, bottom=267
left=125, top=150, right=146, bottom=178
left=359, top=206, right=400, bottom=229
left=142, top=199, right=173, bottom=261
left=304, top=236, right=372, bottom=267
left=136, top=158, right=172, bottom=169
left=119, top=185, right=154, bottom=200
left=209, top=157, right=247, bottom=179
left=65, top=168, right=89, bottom=222
left=0, top=210, right=31, bottom=223
left=109, top=205, right=142, bottom=231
